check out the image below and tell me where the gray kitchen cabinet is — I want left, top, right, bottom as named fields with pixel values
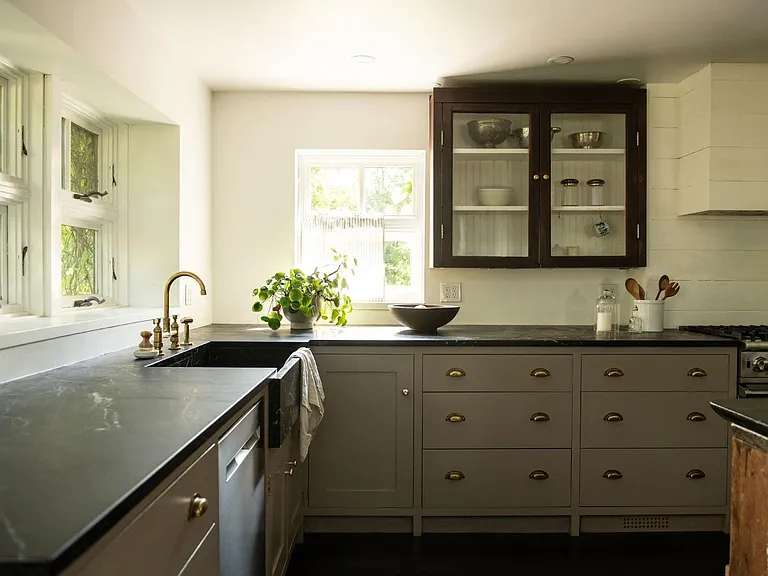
left=178, top=525, right=220, bottom=576
left=308, top=354, right=414, bottom=508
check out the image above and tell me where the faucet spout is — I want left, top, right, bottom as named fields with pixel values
left=163, top=271, right=207, bottom=333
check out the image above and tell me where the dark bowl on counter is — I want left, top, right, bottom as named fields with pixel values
left=388, top=304, right=460, bottom=333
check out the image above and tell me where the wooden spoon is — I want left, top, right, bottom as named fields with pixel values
left=625, top=278, right=643, bottom=300
left=656, top=275, right=669, bottom=301
left=661, top=281, right=680, bottom=300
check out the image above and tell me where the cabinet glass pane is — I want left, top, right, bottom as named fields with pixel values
left=550, top=113, right=626, bottom=257
left=452, top=112, right=529, bottom=258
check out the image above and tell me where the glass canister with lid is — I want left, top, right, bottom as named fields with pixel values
left=595, top=289, right=619, bottom=334
left=587, top=178, right=605, bottom=206
left=560, top=178, right=579, bottom=206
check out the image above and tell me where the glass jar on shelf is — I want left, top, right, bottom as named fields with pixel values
left=595, top=289, right=619, bottom=334
left=587, top=178, right=605, bottom=206
left=560, top=178, right=579, bottom=206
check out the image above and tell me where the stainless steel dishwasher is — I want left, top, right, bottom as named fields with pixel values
left=219, top=399, right=266, bottom=576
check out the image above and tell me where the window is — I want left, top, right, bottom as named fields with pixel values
left=296, top=150, right=425, bottom=304
left=60, top=98, right=117, bottom=308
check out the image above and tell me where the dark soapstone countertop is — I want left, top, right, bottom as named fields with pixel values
left=0, top=346, right=274, bottom=575
left=711, top=399, right=768, bottom=439
left=191, top=323, right=738, bottom=347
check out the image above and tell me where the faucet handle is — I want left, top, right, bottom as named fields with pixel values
left=180, top=317, right=193, bottom=325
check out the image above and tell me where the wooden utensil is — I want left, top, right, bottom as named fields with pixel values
left=638, top=284, right=646, bottom=300
left=625, top=278, right=643, bottom=300
left=656, top=275, right=669, bottom=301
left=661, top=281, right=680, bottom=300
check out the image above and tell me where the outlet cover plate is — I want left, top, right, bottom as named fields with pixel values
left=440, top=282, right=462, bottom=303
left=185, top=284, right=193, bottom=306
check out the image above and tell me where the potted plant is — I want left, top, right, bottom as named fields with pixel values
left=252, top=250, right=356, bottom=330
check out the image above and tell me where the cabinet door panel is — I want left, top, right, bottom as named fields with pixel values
left=177, top=525, right=219, bottom=576
left=309, top=354, right=414, bottom=508
left=266, top=445, right=287, bottom=576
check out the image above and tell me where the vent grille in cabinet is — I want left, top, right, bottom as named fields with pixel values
left=622, top=515, right=670, bottom=530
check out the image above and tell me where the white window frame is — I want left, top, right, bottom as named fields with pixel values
left=60, top=97, right=118, bottom=309
left=0, top=58, right=28, bottom=316
left=295, top=149, right=425, bottom=304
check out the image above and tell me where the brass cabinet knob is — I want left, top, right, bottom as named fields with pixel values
left=401, top=388, right=410, bottom=396
left=287, top=460, right=298, bottom=467
left=530, top=368, right=551, bottom=378
left=285, top=468, right=294, bottom=477
left=542, top=174, right=550, bottom=180
left=604, top=368, right=624, bottom=377
left=529, top=470, right=549, bottom=480
left=445, top=413, right=466, bottom=423
left=603, top=412, right=624, bottom=422
left=687, top=368, right=707, bottom=378
left=445, top=471, right=465, bottom=481
left=687, top=412, right=706, bottom=422
left=533, top=174, right=540, bottom=181
left=446, top=368, right=466, bottom=378
left=603, top=470, right=623, bottom=480
left=188, top=494, right=209, bottom=519
left=686, top=469, right=706, bottom=479
left=530, top=412, right=551, bottom=422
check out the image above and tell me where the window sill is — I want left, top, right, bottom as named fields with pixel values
left=0, top=307, right=161, bottom=350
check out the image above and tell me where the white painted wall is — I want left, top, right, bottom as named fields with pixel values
left=212, top=86, right=768, bottom=327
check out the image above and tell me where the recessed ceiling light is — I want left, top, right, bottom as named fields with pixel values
left=350, top=55, right=376, bottom=64
left=547, top=56, right=575, bottom=65
left=617, top=77, right=643, bottom=86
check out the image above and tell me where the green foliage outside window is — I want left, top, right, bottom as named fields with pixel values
left=384, top=241, right=411, bottom=287
left=61, top=225, right=97, bottom=296
left=69, top=122, right=99, bottom=195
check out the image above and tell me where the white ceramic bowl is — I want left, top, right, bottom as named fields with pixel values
left=477, top=188, right=514, bottom=206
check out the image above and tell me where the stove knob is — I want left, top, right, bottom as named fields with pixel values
left=754, top=357, right=768, bottom=372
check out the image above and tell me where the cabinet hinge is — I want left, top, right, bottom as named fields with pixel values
left=267, top=475, right=272, bottom=496
left=636, top=132, right=640, bottom=146
left=440, top=224, right=444, bottom=239
left=637, top=224, right=640, bottom=239
left=440, top=130, right=444, bottom=148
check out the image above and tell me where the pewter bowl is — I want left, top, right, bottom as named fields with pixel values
left=466, top=118, right=512, bottom=148
left=568, top=131, right=606, bottom=149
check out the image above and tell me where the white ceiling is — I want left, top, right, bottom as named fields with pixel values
left=126, top=0, right=768, bottom=91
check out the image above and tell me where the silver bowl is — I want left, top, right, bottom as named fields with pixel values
left=568, top=131, right=606, bottom=149
left=509, top=126, right=561, bottom=148
left=466, top=118, right=512, bottom=148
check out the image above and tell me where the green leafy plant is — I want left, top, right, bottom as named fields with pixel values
left=252, top=250, right=357, bottom=330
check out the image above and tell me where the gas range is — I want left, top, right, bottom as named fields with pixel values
left=681, top=325, right=768, bottom=396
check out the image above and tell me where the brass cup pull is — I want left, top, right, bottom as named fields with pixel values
left=687, top=368, right=707, bottom=378
left=542, top=174, right=550, bottom=180
left=603, top=412, right=624, bottom=422
left=604, top=368, right=624, bottom=377
left=530, top=368, right=551, bottom=378
left=533, top=174, right=540, bottom=181
left=686, top=469, right=706, bottom=479
left=603, top=470, right=623, bottom=480
left=446, top=368, right=466, bottom=378
left=529, top=470, right=549, bottom=480
left=687, top=412, right=706, bottom=422
left=530, top=412, right=551, bottom=422
left=446, top=413, right=466, bottom=423
left=285, top=468, right=294, bottom=477
left=445, top=471, right=465, bottom=481
left=401, top=388, right=410, bottom=396
left=188, top=494, right=209, bottom=519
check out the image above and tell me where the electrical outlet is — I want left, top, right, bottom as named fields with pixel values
left=600, top=283, right=619, bottom=298
left=440, top=282, right=462, bottom=303
left=184, top=284, right=193, bottom=306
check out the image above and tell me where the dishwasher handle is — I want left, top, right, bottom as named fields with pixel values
left=225, top=428, right=261, bottom=482
left=740, top=384, right=768, bottom=398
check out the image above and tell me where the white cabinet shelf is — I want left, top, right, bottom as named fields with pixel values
left=454, top=148, right=528, bottom=159
left=454, top=206, right=529, bottom=213
left=552, top=205, right=625, bottom=213
left=552, top=148, right=625, bottom=159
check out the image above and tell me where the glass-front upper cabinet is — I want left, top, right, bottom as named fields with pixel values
left=432, top=88, right=646, bottom=269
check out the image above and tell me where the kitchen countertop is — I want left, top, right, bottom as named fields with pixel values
left=711, top=399, right=768, bottom=439
left=0, top=323, right=736, bottom=574
left=0, top=346, right=275, bottom=575
left=190, top=323, right=739, bottom=347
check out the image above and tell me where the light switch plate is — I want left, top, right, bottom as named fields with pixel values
left=440, top=282, right=462, bottom=303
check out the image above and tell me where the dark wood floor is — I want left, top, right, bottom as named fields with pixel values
left=287, top=532, right=729, bottom=576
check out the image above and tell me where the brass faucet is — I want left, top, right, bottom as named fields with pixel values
left=163, top=271, right=207, bottom=334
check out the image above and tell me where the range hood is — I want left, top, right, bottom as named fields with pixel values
left=679, top=64, right=768, bottom=216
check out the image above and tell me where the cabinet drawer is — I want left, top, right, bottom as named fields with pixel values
left=423, top=355, right=573, bottom=392
left=423, top=392, right=571, bottom=449
left=580, top=448, right=727, bottom=507
left=582, top=354, right=729, bottom=392
left=423, top=449, right=571, bottom=508
left=581, top=392, right=728, bottom=448
left=78, top=445, right=218, bottom=576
